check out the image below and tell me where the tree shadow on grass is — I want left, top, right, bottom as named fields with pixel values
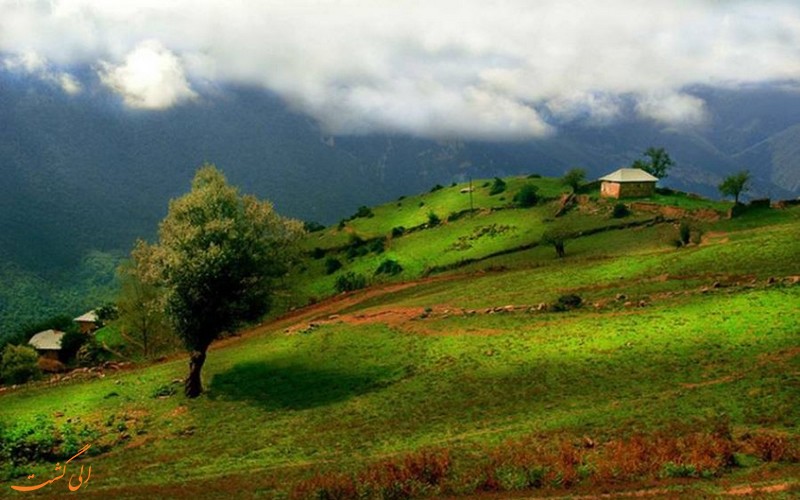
left=208, top=361, right=398, bottom=410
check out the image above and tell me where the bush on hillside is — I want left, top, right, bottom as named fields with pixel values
left=351, top=206, right=374, bottom=219
left=368, top=238, right=386, bottom=254
left=489, top=177, right=507, bottom=195
left=430, top=184, right=444, bottom=192
left=324, top=257, right=343, bottom=275
left=551, top=294, right=583, bottom=312
left=391, top=226, right=405, bottom=238
left=76, top=338, right=110, bottom=367
left=612, top=203, right=630, bottom=218
left=427, top=211, right=441, bottom=227
left=311, top=247, right=326, bottom=259
left=375, top=259, right=403, bottom=276
left=513, top=183, right=540, bottom=208
left=335, top=272, right=367, bottom=293
left=0, top=345, right=41, bottom=385
left=303, top=221, right=325, bottom=233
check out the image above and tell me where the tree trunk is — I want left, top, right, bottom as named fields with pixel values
left=185, top=350, right=207, bottom=398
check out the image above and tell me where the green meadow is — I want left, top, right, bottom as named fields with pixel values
left=1, top=179, right=799, bottom=498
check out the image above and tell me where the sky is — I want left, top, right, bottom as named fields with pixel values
left=2, top=0, right=799, bottom=140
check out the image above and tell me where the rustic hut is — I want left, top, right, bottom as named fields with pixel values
left=599, top=168, right=658, bottom=199
left=28, top=329, right=65, bottom=360
left=74, top=310, right=99, bottom=334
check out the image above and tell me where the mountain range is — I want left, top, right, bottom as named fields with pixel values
left=1, top=70, right=799, bottom=336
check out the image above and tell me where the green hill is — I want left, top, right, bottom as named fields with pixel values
left=1, top=178, right=799, bottom=498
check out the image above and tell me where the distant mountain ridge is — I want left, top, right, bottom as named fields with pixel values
left=0, top=72, right=799, bottom=335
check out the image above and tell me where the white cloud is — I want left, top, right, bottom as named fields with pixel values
left=1, top=0, right=799, bottom=138
left=635, top=91, right=708, bottom=126
left=98, top=40, right=196, bottom=110
left=3, top=50, right=82, bottom=95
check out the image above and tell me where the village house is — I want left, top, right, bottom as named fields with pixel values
left=74, top=310, right=99, bottom=334
left=599, top=168, right=658, bottom=199
left=28, top=329, right=66, bottom=360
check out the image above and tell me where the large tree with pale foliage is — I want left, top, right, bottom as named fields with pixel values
left=136, top=165, right=303, bottom=397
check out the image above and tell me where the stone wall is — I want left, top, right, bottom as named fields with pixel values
left=618, top=182, right=656, bottom=198
left=601, top=181, right=655, bottom=199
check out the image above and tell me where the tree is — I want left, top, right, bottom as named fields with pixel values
left=541, top=227, right=570, bottom=258
left=718, top=170, right=751, bottom=204
left=635, top=147, right=674, bottom=179
left=561, top=168, right=586, bottom=193
left=137, top=165, right=302, bottom=397
left=116, top=251, right=172, bottom=359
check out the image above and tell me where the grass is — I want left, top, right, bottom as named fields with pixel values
left=2, top=179, right=799, bottom=497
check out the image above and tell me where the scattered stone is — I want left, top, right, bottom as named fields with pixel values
left=638, top=300, right=648, bottom=307
left=54, top=411, right=64, bottom=418
left=537, top=303, right=548, bottom=311
left=712, top=281, right=722, bottom=289
left=767, top=276, right=777, bottom=284
left=623, top=301, right=634, bottom=308
left=786, top=276, right=800, bottom=285
left=484, top=349, right=495, bottom=356
left=583, top=436, right=595, bottom=449
left=616, top=293, right=627, bottom=301
left=700, top=287, right=710, bottom=294
left=327, top=314, right=340, bottom=320
left=503, top=305, right=515, bottom=312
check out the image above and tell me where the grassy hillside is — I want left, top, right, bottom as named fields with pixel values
left=1, top=179, right=798, bottom=498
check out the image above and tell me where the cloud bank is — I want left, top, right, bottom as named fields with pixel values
left=1, top=0, right=799, bottom=139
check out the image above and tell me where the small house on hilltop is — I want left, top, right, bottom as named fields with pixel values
left=599, top=168, right=658, bottom=199
left=28, top=329, right=65, bottom=360
left=74, top=310, right=99, bottom=334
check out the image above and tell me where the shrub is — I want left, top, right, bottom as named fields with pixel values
left=551, top=294, right=582, bottom=312
left=660, top=462, right=697, bottom=478
left=368, top=238, right=386, bottom=254
left=337, top=219, right=346, bottom=230
left=351, top=205, right=374, bottom=219
left=375, top=259, right=403, bottom=276
left=311, top=247, right=326, bottom=259
left=561, top=168, right=586, bottom=193
left=612, top=203, right=629, bottom=218
left=527, top=173, right=542, bottom=179
left=324, top=257, right=342, bottom=275
left=513, top=183, right=540, bottom=207
left=391, top=226, right=405, bottom=238
left=303, top=221, right=325, bottom=233
left=430, top=184, right=444, bottom=192
left=0, top=345, right=41, bottom=385
left=59, top=331, right=88, bottom=362
left=76, top=339, right=110, bottom=367
left=447, top=211, right=468, bottom=222
left=335, top=272, right=368, bottom=293
left=489, top=177, right=507, bottom=195
left=427, top=211, right=441, bottom=227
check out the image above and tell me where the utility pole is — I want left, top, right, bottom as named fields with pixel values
left=469, top=176, right=474, bottom=213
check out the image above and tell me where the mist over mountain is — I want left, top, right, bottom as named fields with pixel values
left=1, top=70, right=799, bottom=335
